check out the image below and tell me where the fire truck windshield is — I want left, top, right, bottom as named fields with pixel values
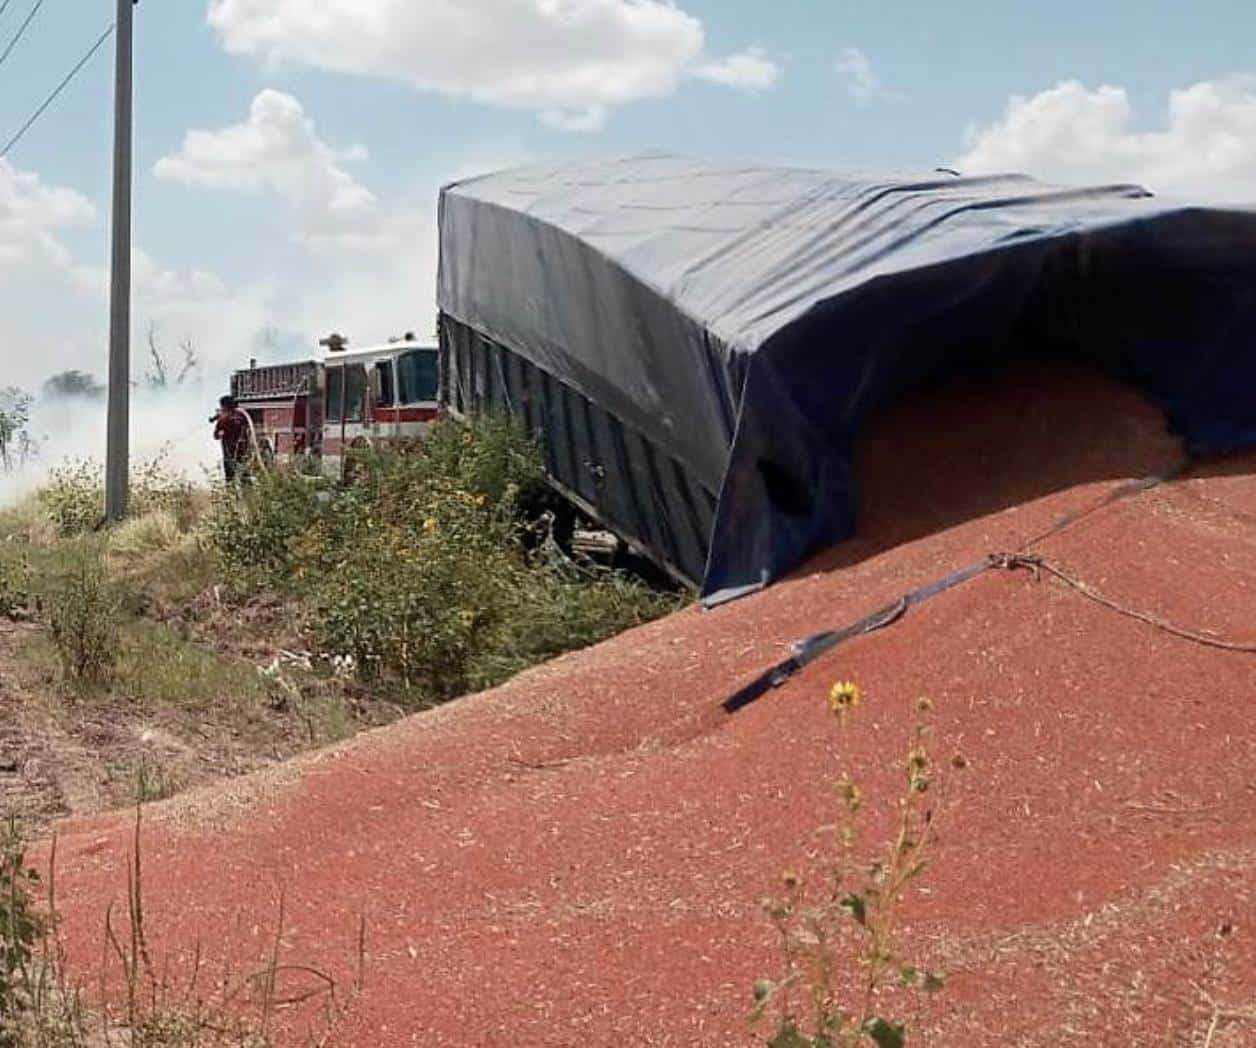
left=397, top=349, right=438, bottom=404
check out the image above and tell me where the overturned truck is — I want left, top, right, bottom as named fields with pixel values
left=437, top=155, right=1256, bottom=603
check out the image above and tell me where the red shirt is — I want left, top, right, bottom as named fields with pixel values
left=214, top=409, right=251, bottom=460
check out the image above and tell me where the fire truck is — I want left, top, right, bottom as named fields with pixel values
left=229, top=332, right=440, bottom=476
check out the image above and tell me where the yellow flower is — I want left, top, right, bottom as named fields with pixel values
left=828, top=680, right=862, bottom=716
left=423, top=517, right=439, bottom=533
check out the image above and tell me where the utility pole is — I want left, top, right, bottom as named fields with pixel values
left=104, top=0, right=134, bottom=521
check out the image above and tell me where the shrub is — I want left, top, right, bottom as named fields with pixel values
left=470, top=563, right=678, bottom=690
left=204, top=414, right=676, bottom=700
left=36, top=460, right=101, bottom=538
left=206, top=467, right=322, bottom=593
left=130, top=453, right=197, bottom=530
left=309, top=472, right=519, bottom=696
left=44, top=542, right=121, bottom=686
left=414, top=412, right=544, bottom=507
left=35, top=454, right=194, bottom=539
left=304, top=417, right=674, bottom=698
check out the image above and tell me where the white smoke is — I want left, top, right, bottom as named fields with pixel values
left=0, top=384, right=226, bottom=508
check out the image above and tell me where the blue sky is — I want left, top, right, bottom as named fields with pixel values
left=1, top=0, right=1254, bottom=399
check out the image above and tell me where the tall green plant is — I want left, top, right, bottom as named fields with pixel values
left=45, top=542, right=121, bottom=686
left=206, top=467, right=321, bottom=592
left=309, top=474, right=519, bottom=695
left=0, top=552, right=31, bottom=620
left=753, top=686, right=952, bottom=1047
left=36, top=461, right=101, bottom=538
left=0, top=818, right=43, bottom=1043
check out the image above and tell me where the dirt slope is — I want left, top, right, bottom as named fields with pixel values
left=40, top=367, right=1256, bottom=1046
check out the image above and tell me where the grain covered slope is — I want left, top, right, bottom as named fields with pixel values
left=44, top=364, right=1256, bottom=1046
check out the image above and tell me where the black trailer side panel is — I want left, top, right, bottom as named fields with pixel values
left=441, top=318, right=713, bottom=586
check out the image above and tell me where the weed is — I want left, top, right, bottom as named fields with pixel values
left=0, top=818, right=43, bottom=1042
left=752, top=689, right=955, bottom=1048
left=0, top=805, right=355, bottom=1045
left=36, top=455, right=197, bottom=540
left=36, top=461, right=101, bottom=538
left=133, top=760, right=180, bottom=806
left=206, top=468, right=321, bottom=594
left=0, top=499, right=57, bottom=550
left=258, top=661, right=354, bottom=747
left=102, top=510, right=218, bottom=614
left=94, top=808, right=348, bottom=1045
left=43, top=542, right=121, bottom=687
left=469, top=562, right=679, bottom=691
left=309, top=470, right=518, bottom=695
left=130, top=454, right=197, bottom=531
left=0, top=551, right=31, bottom=620
left=108, top=510, right=183, bottom=561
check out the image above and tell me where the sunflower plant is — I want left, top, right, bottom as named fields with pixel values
left=752, top=687, right=956, bottom=1047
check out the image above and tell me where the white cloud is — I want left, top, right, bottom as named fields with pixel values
left=205, top=0, right=775, bottom=129
left=694, top=47, right=782, bottom=92
left=0, top=159, right=96, bottom=270
left=135, top=249, right=229, bottom=303
left=154, top=89, right=375, bottom=234
left=834, top=47, right=888, bottom=104
left=0, top=152, right=250, bottom=423
left=1, top=159, right=227, bottom=315
left=957, top=76, right=1256, bottom=202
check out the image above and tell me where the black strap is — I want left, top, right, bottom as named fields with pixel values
left=721, top=467, right=1184, bottom=714
left=722, top=556, right=995, bottom=712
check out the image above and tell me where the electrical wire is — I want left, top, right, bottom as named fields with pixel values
left=0, top=22, right=114, bottom=160
left=0, top=1, right=16, bottom=26
left=0, top=0, right=46, bottom=71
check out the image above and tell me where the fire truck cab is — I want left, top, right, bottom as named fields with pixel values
left=320, top=333, right=440, bottom=475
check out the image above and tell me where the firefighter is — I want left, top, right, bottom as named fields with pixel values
left=212, top=395, right=252, bottom=482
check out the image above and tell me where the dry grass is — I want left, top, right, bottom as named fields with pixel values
left=3, top=808, right=363, bottom=1046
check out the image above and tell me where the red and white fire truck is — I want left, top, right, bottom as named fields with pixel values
left=230, top=332, right=440, bottom=476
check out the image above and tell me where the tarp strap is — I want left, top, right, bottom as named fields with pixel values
left=722, top=556, right=994, bottom=713
left=721, top=467, right=1187, bottom=713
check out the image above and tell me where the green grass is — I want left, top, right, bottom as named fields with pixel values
left=115, top=621, right=272, bottom=712
left=16, top=619, right=271, bottom=714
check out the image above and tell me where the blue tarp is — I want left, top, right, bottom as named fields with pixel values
left=438, top=154, right=1256, bottom=602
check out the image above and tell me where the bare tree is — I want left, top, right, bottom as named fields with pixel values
left=144, top=322, right=201, bottom=391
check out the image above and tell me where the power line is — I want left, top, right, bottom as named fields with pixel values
left=0, top=0, right=47, bottom=71
left=0, top=23, right=114, bottom=160
left=0, top=1, right=16, bottom=26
